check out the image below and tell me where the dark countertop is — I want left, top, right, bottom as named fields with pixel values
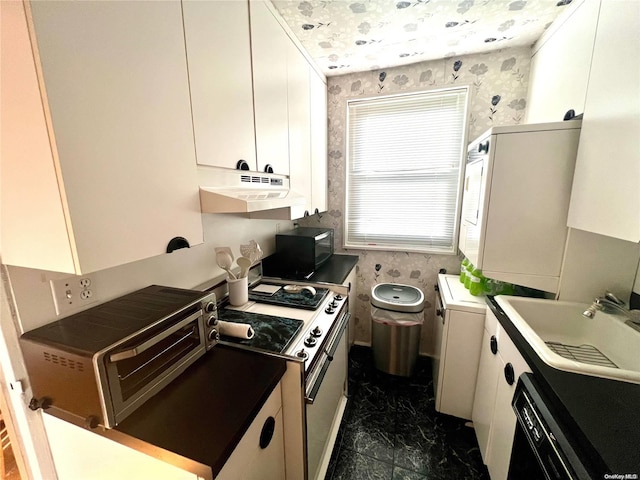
left=262, top=253, right=359, bottom=285
left=114, top=344, right=286, bottom=478
left=487, top=296, right=640, bottom=477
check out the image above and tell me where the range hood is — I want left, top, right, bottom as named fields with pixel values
left=199, top=168, right=306, bottom=214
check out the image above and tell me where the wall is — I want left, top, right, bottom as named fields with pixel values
left=300, top=46, right=531, bottom=351
left=5, top=214, right=291, bottom=333
left=0, top=213, right=291, bottom=475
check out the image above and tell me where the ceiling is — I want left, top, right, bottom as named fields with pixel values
left=272, top=0, right=574, bottom=76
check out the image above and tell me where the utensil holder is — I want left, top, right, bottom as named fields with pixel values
left=227, top=276, right=248, bottom=306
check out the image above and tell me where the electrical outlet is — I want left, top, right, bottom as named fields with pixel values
left=50, top=274, right=98, bottom=315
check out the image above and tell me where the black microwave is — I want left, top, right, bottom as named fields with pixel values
left=275, top=227, right=334, bottom=278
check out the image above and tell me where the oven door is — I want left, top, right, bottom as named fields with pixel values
left=101, top=309, right=206, bottom=427
left=314, top=229, right=334, bottom=269
left=305, top=309, right=350, bottom=480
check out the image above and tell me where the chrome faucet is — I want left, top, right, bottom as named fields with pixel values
left=582, top=292, right=640, bottom=326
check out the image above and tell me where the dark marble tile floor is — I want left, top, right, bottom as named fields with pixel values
left=324, top=346, right=490, bottom=480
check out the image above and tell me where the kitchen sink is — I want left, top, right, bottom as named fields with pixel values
left=495, top=296, right=640, bottom=384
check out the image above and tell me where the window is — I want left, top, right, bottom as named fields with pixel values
left=345, top=87, right=469, bottom=253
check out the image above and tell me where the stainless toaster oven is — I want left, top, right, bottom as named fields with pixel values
left=20, top=285, right=219, bottom=428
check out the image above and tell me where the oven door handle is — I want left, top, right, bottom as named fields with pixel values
left=305, top=311, right=350, bottom=405
left=108, top=311, right=201, bottom=362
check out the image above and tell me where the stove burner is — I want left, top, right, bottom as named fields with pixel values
left=296, top=349, right=309, bottom=360
left=325, top=306, right=335, bottom=314
left=304, top=336, right=317, bottom=348
left=311, top=326, right=323, bottom=337
left=334, top=294, right=343, bottom=301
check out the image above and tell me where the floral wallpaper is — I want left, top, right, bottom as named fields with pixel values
left=299, top=46, right=531, bottom=353
left=272, top=0, right=571, bottom=75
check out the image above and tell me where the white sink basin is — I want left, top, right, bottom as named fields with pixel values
left=495, top=295, right=640, bottom=384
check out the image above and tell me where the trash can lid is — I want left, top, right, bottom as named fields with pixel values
left=371, top=283, right=424, bottom=313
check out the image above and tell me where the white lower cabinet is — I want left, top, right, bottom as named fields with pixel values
left=472, top=309, right=531, bottom=480
left=41, top=382, right=284, bottom=480
left=217, top=383, right=285, bottom=480
left=42, top=414, right=201, bottom=480
left=472, top=328, right=501, bottom=463
left=433, top=275, right=486, bottom=420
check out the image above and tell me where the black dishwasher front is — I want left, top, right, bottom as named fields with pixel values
left=508, top=373, right=593, bottom=480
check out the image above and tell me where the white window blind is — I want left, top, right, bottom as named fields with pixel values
left=345, top=87, right=469, bottom=253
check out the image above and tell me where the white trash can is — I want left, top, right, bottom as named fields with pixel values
left=370, top=283, right=425, bottom=377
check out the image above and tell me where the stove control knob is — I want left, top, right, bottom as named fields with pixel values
left=334, top=294, right=343, bottom=301
left=330, top=300, right=338, bottom=308
left=304, top=336, right=317, bottom=347
left=208, top=329, right=220, bottom=342
left=296, top=349, right=308, bottom=359
left=207, top=314, right=218, bottom=327
left=311, top=326, right=323, bottom=337
left=325, top=306, right=335, bottom=314
left=204, top=301, right=216, bottom=313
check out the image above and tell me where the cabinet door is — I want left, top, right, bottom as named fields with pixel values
left=287, top=40, right=312, bottom=218
left=24, top=0, right=203, bottom=274
left=218, top=383, right=285, bottom=480
left=183, top=0, right=257, bottom=170
left=567, top=0, right=640, bottom=243
left=437, top=310, right=484, bottom=420
left=250, top=1, right=290, bottom=176
left=309, top=68, right=328, bottom=214
left=1, top=0, right=76, bottom=273
left=471, top=328, right=500, bottom=463
left=42, top=414, right=199, bottom=480
left=526, top=0, right=599, bottom=123
left=432, top=300, right=446, bottom=406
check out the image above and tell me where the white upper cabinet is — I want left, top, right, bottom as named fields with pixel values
left=250, top=1, right=291, bottom=176
left=182, top=0, right=257, bottom=171
left=525, top=0, right=599, bottom=123
left=309, top=68, right=329, bottom=215
left=567, top=0, right=640, bottom=243
left=287, top=40, right=313, bottom=218
left=1, top=0, right=203, bottom=275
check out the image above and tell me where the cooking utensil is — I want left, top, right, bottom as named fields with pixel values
left=239, top=243, right=253, bottom=262
left=240, top=240, right=263, bottom=266
left=215, top=246, right=234, bottom=262
left=236, top=256, right=251, bottom=278
left=215, top=248, right=236, bottom=279
left=251, top=240, right=263, bottom=264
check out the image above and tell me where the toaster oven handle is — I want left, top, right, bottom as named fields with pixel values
left=108, top=311, right=201, bottom=362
